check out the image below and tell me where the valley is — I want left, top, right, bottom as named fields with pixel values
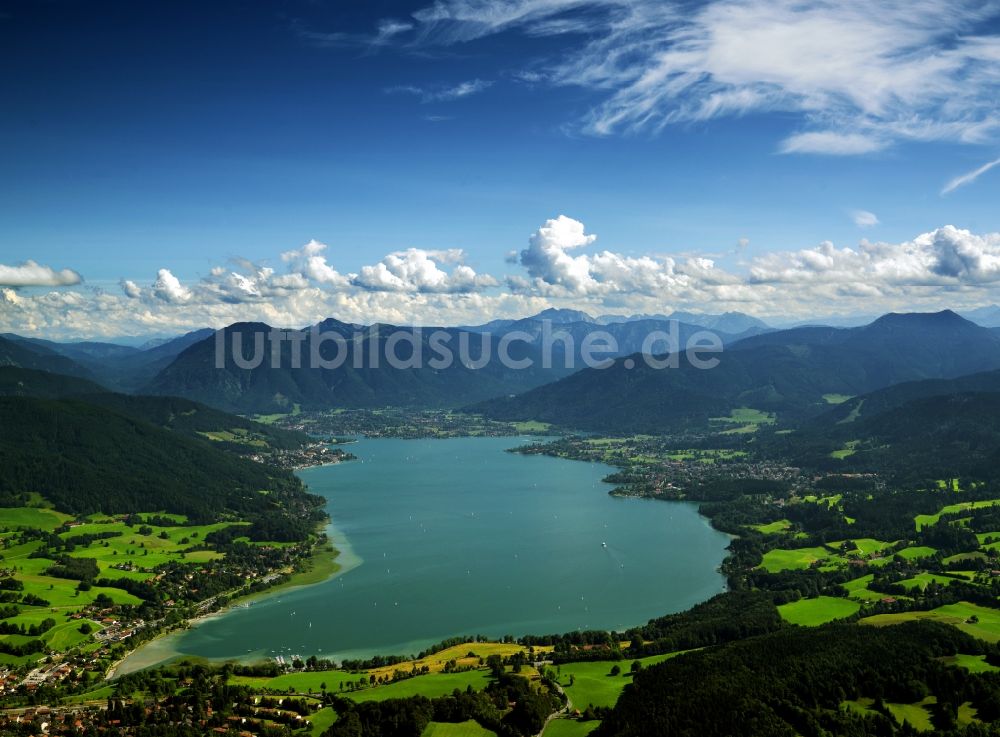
left=8, top=310, right=1000, bottom=736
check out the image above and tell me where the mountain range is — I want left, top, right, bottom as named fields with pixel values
left=474, top=311, right=1000, bottom=433
left=11, top=308, right=1000, bottom=436
left=138, top=312, right=772, bottom=413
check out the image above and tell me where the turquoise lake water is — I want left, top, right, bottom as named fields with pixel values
left=117, top=436, right=729, bottom=671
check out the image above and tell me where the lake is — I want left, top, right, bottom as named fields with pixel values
left=117, top=436, right=729, bottom=671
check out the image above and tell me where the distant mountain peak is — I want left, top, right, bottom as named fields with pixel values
left=868, top=309, right=973, bottom=328
left=527, top=308, right=595, bottom=324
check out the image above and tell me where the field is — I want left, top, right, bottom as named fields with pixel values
left=422, top=721, right=497, bottom=737
left=350, top=671, right=493, bottom=703
left=830, top=440, right=859, bottom=459
left=778, top=596, right=860, bottom=626
left=0, top=506, right=73, bottom=531
left=844, top=696, right=976, bottom=731
left=915, top=500, right=1000, bottom=530
left=752, top=519, right=792, bottom=534
left=513, top=421, right=552, bottom=434
left=758, top=546, right=834, bottom=571
left=757, top=536, right=941, bottom=574
left=709, top=408, right=775, bottom=434
left=543, top=720, right=598, bottom=736
left=895, top=573, right=960, bottom=591
left=886, top=697, right=936, bottom=731
left=367, top=642, right=538, bottom=681
left=822, top=394, right=853, bottom=404
left=233, top=668, right=494, bottom=701
left=0, top=508, right=266, bottom=664
left=308, top=707, right=338, bottom=736
left=841, top=575, right=889, bottom=602
left=862, top=602, right=1000, bottom=642
left=556, top=652, right=682, bottom=710
left=941, top=654, right=1000, bottom=673
left=895, top=546, right=938, bottom=561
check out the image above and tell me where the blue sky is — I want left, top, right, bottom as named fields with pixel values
left=2, top=0, right=1000, bottom=337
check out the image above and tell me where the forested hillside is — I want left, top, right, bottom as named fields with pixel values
left=0, top=395, right=314, bottom=525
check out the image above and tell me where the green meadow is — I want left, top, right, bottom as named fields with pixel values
left=841, top=575, right=888, bottom=602
left=709, top=407, right=776, bottom=434
left=862, top=602, right=1000, bottom=642
left=0, top=508, right=260, bottom=664
left=830, top=440, right=860, bottom=459
left=556, top=652, right=683, bottom=710
left=758, top=546, right=835, bottom=571
left=915, top=500, right=1000, bottom=530
left=822, top=394, right=853, bottom=404
left=752, top=519, right=792, bottom=534
left=0, top=506, right=73, bottom=531
left=422, top=721, right=497, bottom=737
left=542, top=720, right=598, bottom=736
left=778, top=596, right=860, bottom=626
left=895, top=573, right=960, bottom=591
left=941, top=654, right=1000, bottom=674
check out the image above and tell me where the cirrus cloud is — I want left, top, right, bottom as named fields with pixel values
left=364, top=0, right=1000, bottom=154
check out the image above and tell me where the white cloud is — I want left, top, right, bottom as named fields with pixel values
left=851, top=210, right=880, bottom=228
left=152, top=269, right=192, bottom=304
left=14, top=221, right=1000, bottom=339
left=281, top=240, right=350, bottom=287
left=941, top=155, right=1000, bottom=195
left=512, top=214, right=737, bottom=299
left=749, top=225, right=1000, bottom=287
left=780, top=132, right=885, bottom=156
left=120, top=279, right=142, bottom=299
left=387, top=0, right=1000, bottom=153
left=352, top=248, right=498, bottom=293
left=374, top=20, right=414, bottom=45
left=0, top=260, right=82, bottom=287
left=387, top=78, right=493, bottom=103
left=518, top=215, right=597, bottom=291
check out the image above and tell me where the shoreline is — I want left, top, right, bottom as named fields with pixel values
left=108, top=435, right=729, bottom=679
left=109, top=542, right=354, bottom=678
left=110, top=495, right=363, bottom=678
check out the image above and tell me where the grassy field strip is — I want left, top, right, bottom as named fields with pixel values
left=862, top=602, right=1000, bottom=642
left=542, top=720, right=598, bottom=736
left=367, top=642, right=542, bottom=681
left=422, top=721, right=498, bottom=736
left=778, top=596, right=861, bottom=626
left=941, top=654, right=1000, bottom=673
left=555, top=652, right=684, bottom=711
left=916, top=500, right=1000, bottom=531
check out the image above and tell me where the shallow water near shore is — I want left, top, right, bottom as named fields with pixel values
left=117, top=436, right=729, bottom=673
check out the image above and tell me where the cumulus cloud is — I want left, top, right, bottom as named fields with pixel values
left=748, top=225, right=1000, bottom=287
left=353, top=248, right=498, bottom=293
left=0, top=260, right=82, bottom=287
left=120, top=279, right=142, bottom=299
left=851, top=210, right=880, bottom=228
left=511, top=214, right=737, bottom=300
left=151, top=269, right=193, bottom=304
left=281, top=240, right=350, bottom=287
left=14, top=221, right=1000, bottom=339
left=379, top=0, right=1000, bottom=154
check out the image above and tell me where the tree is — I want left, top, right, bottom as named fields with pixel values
left=486, top=654, right=504, bottom=679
